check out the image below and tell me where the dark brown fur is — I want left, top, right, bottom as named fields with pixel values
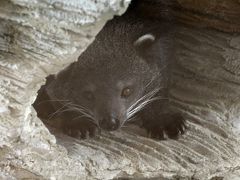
left=33, top=12, right=186, bottom=140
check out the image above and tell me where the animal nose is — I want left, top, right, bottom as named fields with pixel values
left=99, top=117, right=120, bottom=131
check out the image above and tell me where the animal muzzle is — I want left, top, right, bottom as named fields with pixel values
left=99, top=116, right=120, bottom=131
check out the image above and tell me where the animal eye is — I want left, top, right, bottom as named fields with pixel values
left=83, top=91, right=94, bottom=101
left=121, top=87, right=132, bottom=98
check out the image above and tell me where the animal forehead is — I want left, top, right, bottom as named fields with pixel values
left=80, top=69, right=135, bottom=84
left=79, top=56, right=148, bottom=74
left=75, top=64, right=146, bottom=89
left=82, top=79, right=134, bottom=92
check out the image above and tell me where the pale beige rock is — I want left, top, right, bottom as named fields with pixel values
left=1, top=0, right=240, bottom=179
left=0, top=0, right=130, bottom=179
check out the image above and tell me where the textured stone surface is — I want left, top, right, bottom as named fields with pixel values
left=1, top=0, right=240, bottom=179
left=51, top=25, right=240, bottom=179
left=176, top=0, right=240, bottom=32
left=0, top=0, right=130, bottom=179
left=135, top=0, right=240, bottom=32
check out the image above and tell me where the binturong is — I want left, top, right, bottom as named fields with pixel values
left=33, top=11, right=186, bottom=140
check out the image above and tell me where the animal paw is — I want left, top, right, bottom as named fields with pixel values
left=142, top=113, right=186, bottom=140
left=62, top=120, right=99, bottom=139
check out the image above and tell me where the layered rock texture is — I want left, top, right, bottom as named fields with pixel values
left=1, top=0, right=240, bottom=179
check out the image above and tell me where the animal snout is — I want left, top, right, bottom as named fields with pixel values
left=99, top=116, right=120, bottom=131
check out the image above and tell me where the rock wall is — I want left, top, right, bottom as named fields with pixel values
left=1, top=0, right=240, bottom=179
left=0, top=0, right=130, bottom=179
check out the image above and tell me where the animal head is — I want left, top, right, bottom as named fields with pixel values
left=47, top=33, right=166, bottom=131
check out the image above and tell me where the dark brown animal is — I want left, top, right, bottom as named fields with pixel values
left=33, top=12, right=186, bottom=140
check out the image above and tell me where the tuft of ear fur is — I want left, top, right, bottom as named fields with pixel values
left=134, top=34, right=157, bottom=65
left=134, top=34, right=155, bottom=53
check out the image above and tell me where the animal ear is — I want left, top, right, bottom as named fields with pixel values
left=134, top=34, right=155, bottom=57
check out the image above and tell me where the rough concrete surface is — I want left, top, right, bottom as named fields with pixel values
left=1, top=0, right=240, bottom=179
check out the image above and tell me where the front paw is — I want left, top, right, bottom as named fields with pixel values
left=62, top=120, right=99, bottom=139
left=142, top=113, right=186, bottom=140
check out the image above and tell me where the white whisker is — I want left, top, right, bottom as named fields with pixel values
left=71, top=115, right=98, bottom=125
left=127, top=87, right=160, bottom=113
left=126, top=87, right=165, bottom=120
left=67, top=106, right=94, bottom=119
left=47, top=102, right=72, bottom=120
left=46, top=99, right=96, bottom=124
left=36, top=99, right=69, bottom=106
